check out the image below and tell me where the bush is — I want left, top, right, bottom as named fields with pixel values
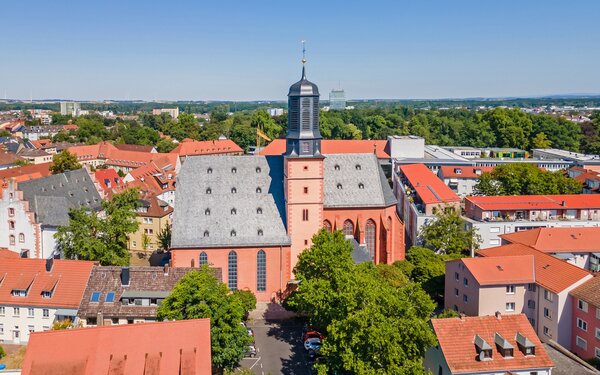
left=0, top=345, right=6, bottom=359
left=231, top=289, right=257, bottom=317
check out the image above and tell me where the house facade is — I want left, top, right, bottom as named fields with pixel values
left=438, top=165, right=494, bottom=197
left=570, top=276, right=600, bottom=361
left=128, top=195, right=172, bottom=253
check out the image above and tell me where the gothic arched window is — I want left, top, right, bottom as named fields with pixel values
left=228, top=251, right=238, bottom=291
left=199, top=252, right=208, bottom=266
left=365, top=219, right=376, bottom=261
left=343, top=220, right=354, bottom=237
left=257, top=250, right=266, bottom=292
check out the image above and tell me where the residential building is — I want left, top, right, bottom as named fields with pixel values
left=438, top=166, right=494, bottom=197
left=114, top=143, right=157, bottom=153
left=60, top=101, right=81, bottom=116
left=123, top=155, right=177, bottom=206
left=0, top=257, right=94, bottom=344
left=568, top=166, right=600, bottom=194
left=445, top=255, right=535, bottom=317
left=21, top=124, right=78, bottom=141
left=128, top=195, right=173, bottom=253
left=0, top=150, right=24, bottom=170
left=267, top=108, right=284, bottom=116
left=393, top=163, right=461, bottom=246
left=464, top=194, right=600, bottom=248
left=0, top=162, right=52, bottom=182
left=329, top=88, right=346, bottom=110
left=170, top=65, right=404, bottom=301
left=170, top=139, right=244, bottom=160
left=501, top=227, right=600, bottom=272
left=533, top=148, right=600, bottom=170
left=478, top=244, right=593, bottom=349
left=570, top=276, right=600, bottom=361
left=443, top=146, right=483, bottom=159
left=94, top=168, right=124, bottom=199
left=424, top=314, right=554, bottom=375
left=0, top=169, right=102, bottom=258
left=77, top=266, right=211, bottom=326
left=16, top=148, right=52, bottom=164
left=152, top=107, right=179, bottom=119
left=21, top=319, right=212, bottom=374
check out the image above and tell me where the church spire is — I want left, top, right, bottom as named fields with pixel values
left=301, top=40, right=307, bottom=80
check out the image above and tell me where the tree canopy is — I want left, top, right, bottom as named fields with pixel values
left=419, top=208, right=480, bottom=256
left=157, top=266, right=253, bottom=372
left=474, top=163, right=582, bottom=196
left=49, top=150, right=82, bottom=174
left=285, top=230, right=436, bottom=375
left=55, top=188, right=139, bottom=265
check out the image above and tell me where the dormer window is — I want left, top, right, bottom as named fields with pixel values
left=257, top=208, right=263, bottom=214
left=334, top=164, right=340, bottom=171
left=231, top=167, right=237, bottom=174
left=207, top=168, right=213, bottom=174
left=206, top=188, right=212, bottom=194
left=257, top=229, right=263, bottom=236
left=337, top=183, right=343, bottom=190
left=231, top=208, right=237, bottom=215
left=358, top=183, right=364, bottom=189
left=474, top=334, right=493, bottom=361
left=355, top=164, right=361, bottom=170
left=256, top=167, right=261, bottom=173
left=495, top=333, right=514, bottom=358
left=41, top=290, right=52, bottom=298
left=11, top=289, right=27, bottom=297
left=515, top=332, right=536, bottom=356
left=230, top=230, right=236, bottom=237
left=256, top=187, right=262, bottom=193
left=454, top=168, right=462, bottom=174
left=231, top=187, right=237, bottom=194
left=205, top=209, right=210, bottom=216
left=203, top=230, right=209, bottom=238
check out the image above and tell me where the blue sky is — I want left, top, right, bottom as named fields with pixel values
left=1, top=0, right=599, bottom=101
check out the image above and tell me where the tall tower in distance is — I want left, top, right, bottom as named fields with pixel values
left=284, top=42, right=325, bottom=275
left=329, top=88, right=346, bottom=110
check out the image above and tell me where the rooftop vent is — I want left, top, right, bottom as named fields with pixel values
left=494, top=333, right=514, bottom=358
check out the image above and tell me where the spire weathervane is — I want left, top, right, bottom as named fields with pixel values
left=301, top=40, right=306, bottom=64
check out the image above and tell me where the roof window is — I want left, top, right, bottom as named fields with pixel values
left=105, top=292, right=115, bottom=303
left=90, top=291, right=101, bottom=303
left=474, top=334, right=493, bottom=361
left=231, top=208, right=237, bottom=215
left=203, top=230, right=209, bottom=237
left=257, top=229, right=263, bottom=236
left=337, top=183, right=343, bottom=190
left=358, top=183, right=364, bottom=189
left=334, top=164, right=340, bottom=171
left=230, top=230, right=236, bottom=237
left=207, top=167, right=212, bottom=174
left=257, top=207, right=263, bottom=214
left=205, top=208, right=210, bottom=216
left=494, top=333, right=514, bottom=358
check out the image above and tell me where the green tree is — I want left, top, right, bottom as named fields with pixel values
left=157, top=266, right=252, bottom=372
left=55, top=188, right=140, bottom=265
left=156, top=222, right=171, bottom=253
left=285, top=230, right=437, bottom=375
left=155, top=138, right=177, bottom=153
left=250, top=110, right=282, bottom=140
left=0, top=345, right=5, bottom=359
left=419, top=209, right=480, bottom=256
left=49, top=150, right=82, bottom=174
left=14, top=159, right=32, bottom=167
left=231, top=289, right=257, bottom=318
left=532, top=132, right=552, bottom=149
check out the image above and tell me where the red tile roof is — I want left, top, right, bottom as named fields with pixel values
left=458, top=255, right=535, bottom=285
left=259, top=139, right=390, bottom=158
left=465, top=194, right=600, bottom=211
left=431, top=314, right=554, bottom=374
left=171, top=139, right=243, bottom=157
left=114, top=143, right=156, bottom=153
left=0, top=258, right=94, bottom=308
left=477, top=244, right=591, bottom=293
left=30, top=139, right=53, bottom=149
left=439, top=166, right=494, bottom=179
left=21, top=319, right=212, bottom=375
left=399, top=163, right=461, bottom=205
left=0, top=248, right=19, bottom=258
left=0, top=162, right=53, bottom=182
left=570, top=276, right=600, bottom=308
left=94, top=168, right=123, bottom=196
left=500, top=227, right=600, bottom=253
left=137, top=194, right=173, bottom=218
left=68, top=142, right=179, bottom=169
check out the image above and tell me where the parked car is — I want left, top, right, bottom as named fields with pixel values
left=307, top=348, right=321, bottom=362
left=245, top=345, right=257, bottom=358
left=304, top=338, right=322, bottom=351
left=247, top=327, right=254, bottom=337
left=303, top=330, right=324, bottom=342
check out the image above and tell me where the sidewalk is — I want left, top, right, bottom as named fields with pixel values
left=249, top=302, right=298, bottom=321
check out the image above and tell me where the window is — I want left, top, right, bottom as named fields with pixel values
left=528, top=283, right=537, bottom=292
left=543, top=326, right=550, bottom=337
left=13, top=307, right=20, bottom=316
left=257, top=207, right=262, bottom=214
left=365, top=219, right=376, bottom=260
left=231, top=187, right=237, bottom=194
left=256, top=187, right=262, bottom=193
left=544, top=290, right=553, bottom=302
left=228, top=251, right=237, bottom=291
left=323, top=220, right=332, bottom=232
left=12, top=289, right=27, bottom=297
left=257, top=229, right=263, bottom=236
left=8, top=220, right=15, bottom=230
left=256, top=167, right=261, bottom=173
left=19, top=233, right=24, bottom=243
left=257, top=250, right=266, bottom=292
left=596, top=328, right=600, bottom=340
left=90, top=291, right=101, bottom=302
left=302, top=209, right=309, bottom=221
left=143, top=217, right=153, bottom=224
left=9, top=235, right=15, bottom=246
left=490, top=227, right=500, bottom=233
left=0, top=307, right=4, bottom=316
left=454, top=272, right=459, bottom=281
left=206, top=188, right=212, bottom=194
left=527, top=300, right=535, bottom=309
left=203, top=231, right=209, bottom=237
left=303, top=187, right=308, bottom=194
left=544, top=307, right=551, bottom=319
left=105, top=292, right=115, bottom=303
left=144, top=228, right=154, bottom=235
left=231, top=208, right=237, bottom=215
left=506, top=302, right=515, bottom=312
left=577, top=318, right=588, bottom=331
left=8, top=207, right=14, bottom=216
left=87, top=317, right=97, bottom=325
left=28, top=325, right=34, bottom=333
left=529, top=318, right=536, bottom=327
left=454, top=288, right=459, bottom=297
left=579, top=299, right=589, bottom=312
left=205, top=208, right=210, bottom=216
left=199, top=252, right=208, bottom=265
left=336, top=183, right=343, bottom=190
left=343, top=220, right=354, bottom=237
left=132, top=241, right=137, bottom=247
left=463, top=278, right=469, bottom=287
left=597, top=308, right=600, bottom=320
left=506, top=285, right=515, bottom=294
left=463, top=294, right=468, bottom=303
left=576, top=336, right=587, bottom=350
left=28, top=308, right=34, bottom=317
left=489, top=239, right=500, bottom=246
left=0, top=324, right=3, bottom=334
left=595, top=347, right=600, bottom=359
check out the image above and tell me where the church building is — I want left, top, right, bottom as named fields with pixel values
left=170, top=63, right=404, bottom=301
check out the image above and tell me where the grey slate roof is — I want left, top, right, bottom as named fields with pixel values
left=18, top=169, right=102, bottom=227
left=171, top=155, right=291, bottom=248
left=323, top=154, right=396, bottom=208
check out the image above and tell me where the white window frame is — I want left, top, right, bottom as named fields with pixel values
left=595, top=347, right=600, bottom=359
left=543, top=326, right=550, bottom=337
left=577, top=318, right=588, bottom=332
left=28, top=308, right=34, bottom=317
left=544, top=290, right=553, bottom=302
left=579, top=299, right=589, bottom=312
left=576, top=336, right=588, bottom=350
left=506, top=285, right=515, bottom=294
left=506, top=302, right=515, bottom=312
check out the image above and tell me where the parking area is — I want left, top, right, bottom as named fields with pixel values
left=240, top=318, right=312, bottom=375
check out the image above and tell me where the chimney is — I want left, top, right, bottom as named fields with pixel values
left=45, top=258, right=54, bottom=272
left=121, top=267, right=130, bottom=286
left=495, top=311, right=502, bottom=320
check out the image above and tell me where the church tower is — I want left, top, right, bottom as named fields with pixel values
left=284, top=48, right=325, bottom=275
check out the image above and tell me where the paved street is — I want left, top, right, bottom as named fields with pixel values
left=241, top=319, right=309, bottom=375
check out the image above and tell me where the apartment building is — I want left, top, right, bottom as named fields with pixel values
left=128, top=195, right=172, bottom=253
left=438, top=166, right=493, bottom=197
left=464, top=194, right=600, bottom=248
left=570, top=276, right=600, bottom=361
left=0, top=257, right=94, bottom=344
left=425, top=314, right=554, bottom=375
left=478, top=244, right=592, bottom=349
left=393, top=163, right=461, bottom=246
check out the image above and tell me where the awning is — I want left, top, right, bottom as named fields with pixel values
left=554, top=253, right=574, bottom=260
left=120, top=291, right=170, bottom=299
left=55, top=308, right=78, bottom=316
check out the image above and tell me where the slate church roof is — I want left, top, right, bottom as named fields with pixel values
left=18, top=169, right=102, bottom=226
left=172, top=153, right=396, bottom=249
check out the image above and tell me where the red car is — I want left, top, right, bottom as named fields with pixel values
left=303, top=330, right=324, bottom=342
